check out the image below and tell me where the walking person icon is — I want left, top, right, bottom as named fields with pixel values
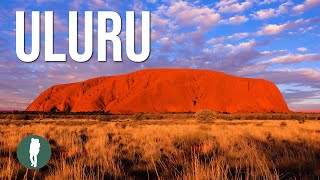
left=29, top=138, right=41, bottom=167
left=17, top=135, right=51, bottom=169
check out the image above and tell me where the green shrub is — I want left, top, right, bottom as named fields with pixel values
left=223, top=115, right=234, bottom=121
left=195, top=110, right=216, bottom=122
left=132, top=112, right=144, bottom=121
left=272, top=114, right=290, bottom=120
left=246, top=114, right=258, bottom=120
left=308, top=115, right=317, bottom=120
left=37, top=113, right=45, bottom=120
left=290, top=114, right=306, bottom=120
left=6, top=114, right=30, bottom=120
left=95, top=115, right=115, bottom=121
left=257, top=114, right=272, bottom=120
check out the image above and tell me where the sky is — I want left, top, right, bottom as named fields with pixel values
left=0, top=0, right=319, bottom=111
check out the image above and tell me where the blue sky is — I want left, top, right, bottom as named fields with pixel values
left=0, top=0, right=319, bottom=110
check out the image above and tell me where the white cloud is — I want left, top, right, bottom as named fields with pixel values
left=220, top=15, right=248, bottom=24
left=252, top=1, right=292, bottom=20
left=256, top=17, right=320, bottom=36
left=258, top=54, right=320, bottom=65
left=217, top=1, right=252, bottom=13
left=252, top=8, right=279, bottom=19
left=278, top=0, right=293, bottom=13
left=216, top=39, right=258, bottom=52
left=237, top=39, right=257, bottom=49
left=88, top=0, right=107, bottom=8
left=227, top=32, right=249, bottom=40
left=258, top=0, right=278, bottom=5
left=278, top=68, right=320, bottom=80
left=293, top=0, right=320, bottom=13
left=159, top=37, right=172, bottom=46
left=153, top=1, right=220, bottom=44
left=215, top=0, right=238, bottom=8
left=166, top=1, right=220, bottom=28
left=206, top=37, right=225, bottom=44
left=257, top=24, right=287, bottom=35
left=146, top=0, right=156, bottom=3
left=297, top=47, right=307, bottom=52
left=207, top=32, right=249, bottom=44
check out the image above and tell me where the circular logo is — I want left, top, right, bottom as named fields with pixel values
left=17, top=135, right=51, bottom=169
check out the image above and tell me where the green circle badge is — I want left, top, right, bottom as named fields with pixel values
left=17, top=135, right=51, bottom=169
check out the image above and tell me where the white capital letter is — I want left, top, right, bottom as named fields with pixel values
left=16, top=11, right=40, bottom=62
left=126, top=11, right=150, bottom=62
left=45, top=11, right=66, bottom=62
left=69, top=11, right=93, bottom=62
left=98, top=11, right=122, bottom=62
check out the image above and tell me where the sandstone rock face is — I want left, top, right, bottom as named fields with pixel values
left=26, top=69, right=289, bottom=113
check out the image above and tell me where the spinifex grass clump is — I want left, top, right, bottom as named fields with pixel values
left=195, top=110, right=216, bottom=122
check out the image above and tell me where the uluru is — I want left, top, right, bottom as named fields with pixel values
left=26, top=69, right=289, bottom=113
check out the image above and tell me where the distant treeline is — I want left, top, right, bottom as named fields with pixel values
left=0, top=111, right=319, bottom=121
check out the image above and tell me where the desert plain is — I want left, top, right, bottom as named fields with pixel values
left=0, top=113, right=320, bottom=180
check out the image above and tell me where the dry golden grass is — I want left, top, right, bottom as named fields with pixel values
left=0, top=118, right=320, bottom=179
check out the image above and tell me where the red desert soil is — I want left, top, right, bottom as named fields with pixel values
left=26, top=69, right=289, bottom=113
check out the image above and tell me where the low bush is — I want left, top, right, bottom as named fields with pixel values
left=195, top=110, right=216, bottom=122
left=0, top=114, right=7, bottom=119
left=280, top=121, right=287, bottom=127
left=132, top=112, right=144, bottom=121
left=6, top=114, right=30, bottom=120
left=95, top=115, right=116, bottom=121
left=143, top=113, right=165, bottom=120
left=257, top=114, right=272, bottom=120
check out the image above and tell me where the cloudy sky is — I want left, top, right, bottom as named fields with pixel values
left=0, top=0, right=319, bottom=111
